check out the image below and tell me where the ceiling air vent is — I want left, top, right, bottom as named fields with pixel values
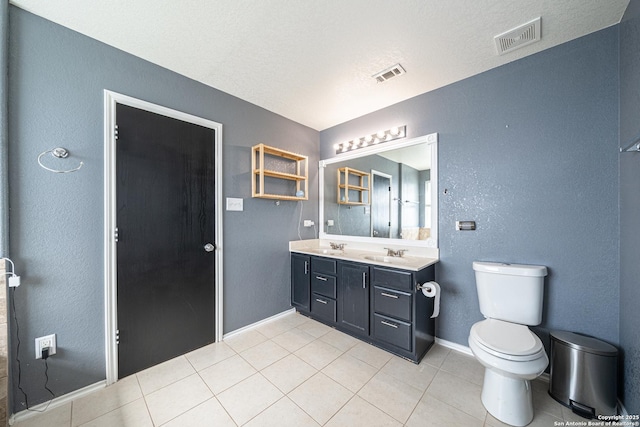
left=494, top=17, right=541, bottom=55
left=373, top=63, right=405, bottom=83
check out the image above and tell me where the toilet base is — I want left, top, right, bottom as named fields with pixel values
left=481, top=368, right=534, bottom=427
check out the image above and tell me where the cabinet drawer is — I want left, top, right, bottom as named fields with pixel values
left=312, top=257, right=337, bottom=274
left=312, top=274, right=337, bottom=299
left=371, top=267, right=413, bottom=292
left=373, top=286, right=412, bottom=322
left=311, top=293, right=337, bottom=322
left=373, top=313, right=412, bottom=352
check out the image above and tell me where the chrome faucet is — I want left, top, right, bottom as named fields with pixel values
left=385, top=248, right=408, bottom=257
left=329, top=242, right=346, bottom=250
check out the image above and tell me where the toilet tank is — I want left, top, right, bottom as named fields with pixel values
left=473, top=261, right=548, bottom=326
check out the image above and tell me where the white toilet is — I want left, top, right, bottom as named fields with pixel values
left=468, top=261, right=549, bottom=427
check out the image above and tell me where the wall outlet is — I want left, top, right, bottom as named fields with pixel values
left=35, top=334, right=57, bottom=359
left=303, top=220, right=314, bottom=227
left=327, top=220, right=334, bottom=226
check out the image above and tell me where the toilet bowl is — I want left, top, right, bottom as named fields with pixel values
left=469, top=319, right=549, bottom=426
left=469, top=261, right=549, bottom=427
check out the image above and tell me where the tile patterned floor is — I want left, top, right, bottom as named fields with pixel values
left=14, top=312, right=589, bottom=426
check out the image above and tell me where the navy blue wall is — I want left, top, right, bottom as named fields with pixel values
left=619, top=0, right=640, bottom=415
left=321, top=28, right=620, bottom=355
left=8, top=7, right=318, bottom=411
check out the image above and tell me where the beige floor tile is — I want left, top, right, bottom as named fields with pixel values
left=532, top=380, right=565, bottom=419
left=425, top=370, right=486, bottom=421
left=224, top=329, right=268, bottom=353
left=295, top=320, right=332, bottom=338
left=289, top=372, right=353, bottom=425
left=325, top=396, right=402, bottom=427
left=136, top=356, right=195, bottom=395
left=420, top=343, right=451, bottom=368
left=71, top=376, right=142, bottom=427
left=281, top=312, right=311, bottom=328
left=440, top=350, right=485, bottom=386
left=161, top=397, right=236, bottom=427
left=294, top=339, right=344, bottom=369
left=255, top=317, right=296, bottom=338
left=271, top=328, right=316, bottom=353
left=406, top=394, right=483, bottom=427
left=185, top=341, right=236, bottom=372
left=261, top=354, right=317, bottom=394
left=380, top=356, right=438, bottom=391
left=216, top=373, right=283, bottom=426
left=321, top=353, right=378, bottom=392
left=485, top=408, right=564, bottom=427
left=198, top=354, right=257, bottom=394
left=144, top=374, right=212, bottom=426
left=244, top=397, right=320, bottom=427
left=357, top=371, right=423, bottom=423
left=79, top=398, right=152, bottom=427
left=319, top=329, right=360, bottom=351
left=345, top=342, right=393, bottom=369
left=14, top=403, right=71, bottom=427
left=240, top=340, right=289, bottom=370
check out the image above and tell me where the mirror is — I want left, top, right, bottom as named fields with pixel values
left=319, top=133, right=438, bottom=248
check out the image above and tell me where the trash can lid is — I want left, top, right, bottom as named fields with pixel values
left=551, top=331, right=618, bottom=356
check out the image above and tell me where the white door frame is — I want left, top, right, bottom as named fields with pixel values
left=103, top=90, right=224, bottom=384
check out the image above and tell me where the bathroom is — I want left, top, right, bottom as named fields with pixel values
left=1, top=1, right=639, bottom=426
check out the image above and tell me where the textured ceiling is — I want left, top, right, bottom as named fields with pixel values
left=10, top=0, right=630, bottom=130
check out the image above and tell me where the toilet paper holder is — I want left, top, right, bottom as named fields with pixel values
left=416, top=283, right=434, bottom=292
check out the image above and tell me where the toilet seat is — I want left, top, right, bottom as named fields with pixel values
left=470, top=319, right=544, bottom=362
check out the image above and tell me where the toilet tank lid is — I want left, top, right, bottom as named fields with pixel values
left=473, top=261, right=548, bottom=277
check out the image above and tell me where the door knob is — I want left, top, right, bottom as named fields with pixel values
left=204, top=243, right=215, bottom=252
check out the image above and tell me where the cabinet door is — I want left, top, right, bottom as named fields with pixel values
left=291, top=254, right=310, bottom=312
left=338, top=262, right=370, bottom=336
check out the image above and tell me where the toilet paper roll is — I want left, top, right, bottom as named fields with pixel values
left=421, top=281, right=440, bottom=318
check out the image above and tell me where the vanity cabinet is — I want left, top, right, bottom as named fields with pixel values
left=338, top=261, right=370, bottom=336
left=291, top=253, right=310, bottom=312
left=290, top=253, right=436, bottom=363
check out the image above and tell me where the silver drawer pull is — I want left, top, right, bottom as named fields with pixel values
left=315, top=298, right=328, bottom=304
left=380, top=320, right=398, bottom=329
left=315, top=276, right=328, bottom=281
left=380, top=292, right=399, bottom=299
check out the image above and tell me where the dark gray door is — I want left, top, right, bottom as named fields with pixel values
left=116, top=103, right=216, bottom=378
left=371, top=173, right=391, bottom=238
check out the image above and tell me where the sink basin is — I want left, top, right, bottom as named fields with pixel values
left=310, top=248, right=344, bottom=255
left=363, top=255, right=408, bottom=263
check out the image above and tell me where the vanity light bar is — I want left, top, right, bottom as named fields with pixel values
left=333, top=126, right=407, bottom=154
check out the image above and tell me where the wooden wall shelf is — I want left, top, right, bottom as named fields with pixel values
left=337, top=167, right=370, bottom=205
left=252, top=143, right=308, bottom=200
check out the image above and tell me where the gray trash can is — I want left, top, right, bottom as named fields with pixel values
left=549, top=331, right=618, bottom=418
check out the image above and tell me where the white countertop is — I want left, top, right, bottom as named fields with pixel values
left=289, top=239, right=438, bottom=271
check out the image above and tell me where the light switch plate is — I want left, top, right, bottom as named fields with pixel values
left=226, top=197, right=243, bottom=211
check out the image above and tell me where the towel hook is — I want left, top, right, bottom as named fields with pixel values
left=37, top=147, right=84, bottom=173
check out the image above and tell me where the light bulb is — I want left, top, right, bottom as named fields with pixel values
left=390, top=127, right=400, bottom=136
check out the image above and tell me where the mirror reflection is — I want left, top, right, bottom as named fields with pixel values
left=321, top=136, right=436, bottom=245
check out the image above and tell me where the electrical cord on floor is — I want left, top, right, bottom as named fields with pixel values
left=11, top=287, right=55, bottom=413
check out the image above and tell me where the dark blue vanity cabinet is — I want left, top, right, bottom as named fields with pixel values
left=291, top=253, right=436, bottom=363
left=291, top=253, right=311, bottom=312
left=338, top=261, right=370, bottom=337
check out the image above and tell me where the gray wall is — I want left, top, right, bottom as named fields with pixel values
left=619, top=0, right=640, bottom=415
left=8, top=7, right=318, bottom=411
left=321, top=27, right=620, bottom=358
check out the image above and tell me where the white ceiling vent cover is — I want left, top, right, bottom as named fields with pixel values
left=494, top=17, right=541, bottom=55
left=373, top=63, right=406, bottom=83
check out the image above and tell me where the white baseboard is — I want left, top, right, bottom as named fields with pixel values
left=9, top=380, right=107, bottom=425
left=435, top=337, right=473, bottom=356
left=223, top=308, right=296, bottom=340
